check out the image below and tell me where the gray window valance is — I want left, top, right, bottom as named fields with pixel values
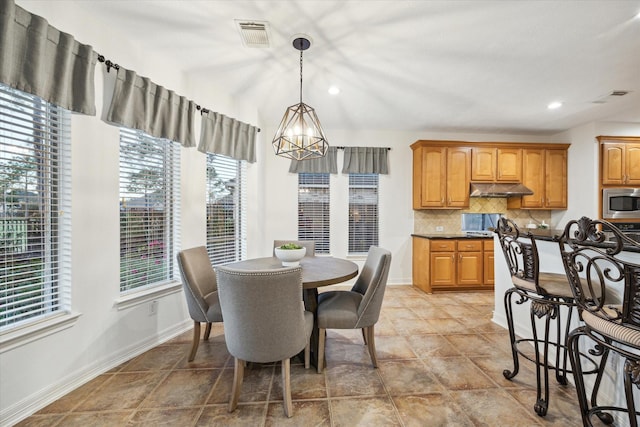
left=106, top=67, right=197, bottom=147
left=198, top=111, right=257, bottom=163
left=289, top=146, right=338, bottom=174
left=0, top=0, right=97, bottom=115
left=342, top=147, right=389, bottom=174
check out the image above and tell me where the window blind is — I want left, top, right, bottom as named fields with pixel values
left=206, top=153, right=246, bottom=265
left=0, top=84, right=71, bottom=329
left=348, top=173, right=379, bottom=254
left=119, top=128, right=180, bottom=293
left=298, top=173, right=330, bottom=254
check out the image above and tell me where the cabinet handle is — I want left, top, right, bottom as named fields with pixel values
left=441, top=198, right=444, bottom=204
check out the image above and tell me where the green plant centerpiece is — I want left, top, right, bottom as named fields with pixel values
left=274, top=243, right=306, bottom=266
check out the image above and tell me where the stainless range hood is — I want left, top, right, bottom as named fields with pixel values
left=469, top=182, right=534, bottom=198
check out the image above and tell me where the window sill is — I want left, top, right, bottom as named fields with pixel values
left=0, top=311, right=82, bottom=353
left=114, top=281, right=182, bottom=311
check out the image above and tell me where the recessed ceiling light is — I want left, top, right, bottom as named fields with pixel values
left=547, top=101, right=563, bottom=110
left=328, top=86, right=340, bottom=95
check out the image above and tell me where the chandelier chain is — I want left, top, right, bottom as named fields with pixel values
left=299, top=50, right=303, bottom=104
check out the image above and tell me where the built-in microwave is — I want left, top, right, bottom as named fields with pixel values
left=602, top=188, right=640, bottom=219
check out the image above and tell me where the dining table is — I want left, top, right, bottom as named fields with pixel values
left=224, top=255, right=359, bottom=367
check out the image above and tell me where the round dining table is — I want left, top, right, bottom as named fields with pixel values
left=223, top=255, right=359, bottom=367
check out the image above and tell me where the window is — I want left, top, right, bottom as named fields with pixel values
left=0, top=84, right=71, bottom=330
left=119, top=129, right=180, bottom=293
left=206, top=153, right=246, bottom=265
left=298, top=173, right=330, bottom=254
left=348, top=173, right=378, bottom=253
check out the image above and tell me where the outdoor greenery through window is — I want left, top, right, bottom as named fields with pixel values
left=298, top=173, right=330, bottom=254
left=0, top=84, right=71, bottom=329
left=348, top=173, right=379, bottom=254
left=119, top=129, right=180, bottom=293
left=206, top=153, right=246, bottom=265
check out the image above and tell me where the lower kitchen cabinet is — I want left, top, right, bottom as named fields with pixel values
left=412, top=236, right=494, bottom=293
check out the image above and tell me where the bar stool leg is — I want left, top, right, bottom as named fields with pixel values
left=503, top=288, right=521, bottom=380
left=623, top=359, right=639, bottom=427
left=531, top=302, right=550, bottom=417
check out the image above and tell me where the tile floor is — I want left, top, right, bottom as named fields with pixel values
left=18, top=286, right=592, bottom=426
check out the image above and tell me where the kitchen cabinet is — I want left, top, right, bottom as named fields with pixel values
left=600, top=140, right=640, bottom=186
left=507, top=148, right=567, bottom=209
left=412, top=145, right=470, bottom=209
left=483, top=239, right=494, bottom=286
left=412, top=236, right=492, bottom=293
left=471, top=147, right=521, bottom=182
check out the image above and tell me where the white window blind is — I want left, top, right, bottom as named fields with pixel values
left=119, top=129, right=180, bottom=293
left=206, top=153, right=246, bottom=265
left=0, top=84, right=71, bottom=330
left=298, top=173, right=330, bottom=254
left=348, top=173, right=379, bottom=254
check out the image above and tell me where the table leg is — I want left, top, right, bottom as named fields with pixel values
left=303, top=288, right=323, bottom=369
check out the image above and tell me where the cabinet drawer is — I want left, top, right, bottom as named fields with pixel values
left=430, top=240, right=456, bottom=251
left=457, top=240, right=483, bottom=251
left=483, top=240, right=494, bottom=251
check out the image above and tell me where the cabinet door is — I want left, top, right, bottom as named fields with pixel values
left=601, top=143, right=625, bottom=185
left=446, top=147, right=471, bottom=208
left=471, top=147, right=496, bottom=181
left=520, top=149, right=545, bottom=208
left=626, top=144, right=640, bottom=185
left=497, top=148, right=522, bottom=182
left=419, top=146, right=447, bottom=207
left=483, top=240, right=495, bottom=286
left=457, top=251, right=483, bottom=286
left=430, top=252, right=456, bottom=287
left=544, top=149, right=567, bottom=208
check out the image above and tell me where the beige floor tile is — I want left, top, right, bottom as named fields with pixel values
left=74, top=372, right=166, bottom=411
left=377, top=359, right=444, bottom=395
left=469, top=354, right=538, bottom=389
left=58, top=411, right=134, bottom=426
left=128, top=407, right=202, bottom=426
left=452, top=389, right=543, bottom=426
left=426, top=356, right=498, bottom=390
left=393, top=393, right=475, bottom=427
left=325, top=363, right=386, bottom=397
left=443, top=333, right=504, bottom=356
left=265, top=400, right=331, bottom=426
left=406, top=334, right=462, bottom=358
left=374, top=335, right=418, bottom=360
left=330, top=396, right=401, bottom=427
left=141, top=369, right=219, bottom=408
left=269, top=363, right=327, bottom=400
left=122, top=345, right=186, bottom=372
left=14, top=414, right=65, bottom=427
left=195, top=403, right=267, bottom=426
left=36, top=374, right=112, bottom=414
left=207, top=364, right=274, bottom=405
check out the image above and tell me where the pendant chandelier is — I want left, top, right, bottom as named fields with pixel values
left=272, top=36, right=329, bottom=160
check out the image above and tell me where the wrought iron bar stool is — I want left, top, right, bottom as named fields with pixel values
left=558, top=216, right=640, bottom=427
left=496, top=217, right=580, bottom=416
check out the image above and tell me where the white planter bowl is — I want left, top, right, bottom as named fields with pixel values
left=274, top=247, right=306, bottom=267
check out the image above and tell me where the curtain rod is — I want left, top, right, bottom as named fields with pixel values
left=97, top=54, right=261, bottom=132
left=335, top=146, right=391, bottom=150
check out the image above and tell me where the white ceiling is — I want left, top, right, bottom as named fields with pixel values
left=66, top=1, right=640, bottom=134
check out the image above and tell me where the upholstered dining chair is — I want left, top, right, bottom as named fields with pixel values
left=496, top=217, right=584, bottom=417
left=177, top=246, right=223, bottom=362
left=315, top=246, right=392, bottom=373
left=273, top=240, right=315, bottom=257
left=215, top=265, right=313, bottom=418
left=558, top=216, right=640, bottom=427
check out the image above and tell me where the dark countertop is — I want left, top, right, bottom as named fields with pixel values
left=411, top=233, right=493, bottom=240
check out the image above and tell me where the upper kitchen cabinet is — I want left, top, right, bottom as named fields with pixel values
left=471, top=147, right=521, bottom=182
left=598, top=136, right=640, bottom=186
left=507, top=148, right=568, bottom=209
left=412, top=143, right=470, bottom=209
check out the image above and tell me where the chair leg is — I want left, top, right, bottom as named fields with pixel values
left=366, top=325, right=378, bottom=368
left=530, top=302, right=550, bottom=417
left=503, top=288, right=521, bottom=380
left=204, top=322, right=212, bottom=340
left=228, top=357, right=244, bottom=413
left=361, top=328, right=367, bottom=345
left=568, top=328, right=592, bottom=426
left=282, top=358, right=293, bottom=418
left=188, top=321, right=201, bottom=362
left=317, top=328, right=326, bottom=374
left=304, top=342, right=310, bottom=369
left=623, top=359, right=639, bottom=427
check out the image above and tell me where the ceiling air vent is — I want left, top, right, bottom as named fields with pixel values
left=592, top=90, right=631, bottom=104
left=235, top=20, right=271, bottom=48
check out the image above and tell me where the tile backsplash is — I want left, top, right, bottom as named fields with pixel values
left=413, top=198, right=551, bottom=234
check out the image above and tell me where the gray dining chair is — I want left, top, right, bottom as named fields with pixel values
left=215, top=265, right=313, bottom=417
left=177, top=246, right=223, bottom=362
left=316, top=246, right=392, bottom=373
left=273, top=240, right=315, bottom=257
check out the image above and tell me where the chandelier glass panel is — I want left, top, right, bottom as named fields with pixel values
left=272, top=36, right=328, bottom=160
